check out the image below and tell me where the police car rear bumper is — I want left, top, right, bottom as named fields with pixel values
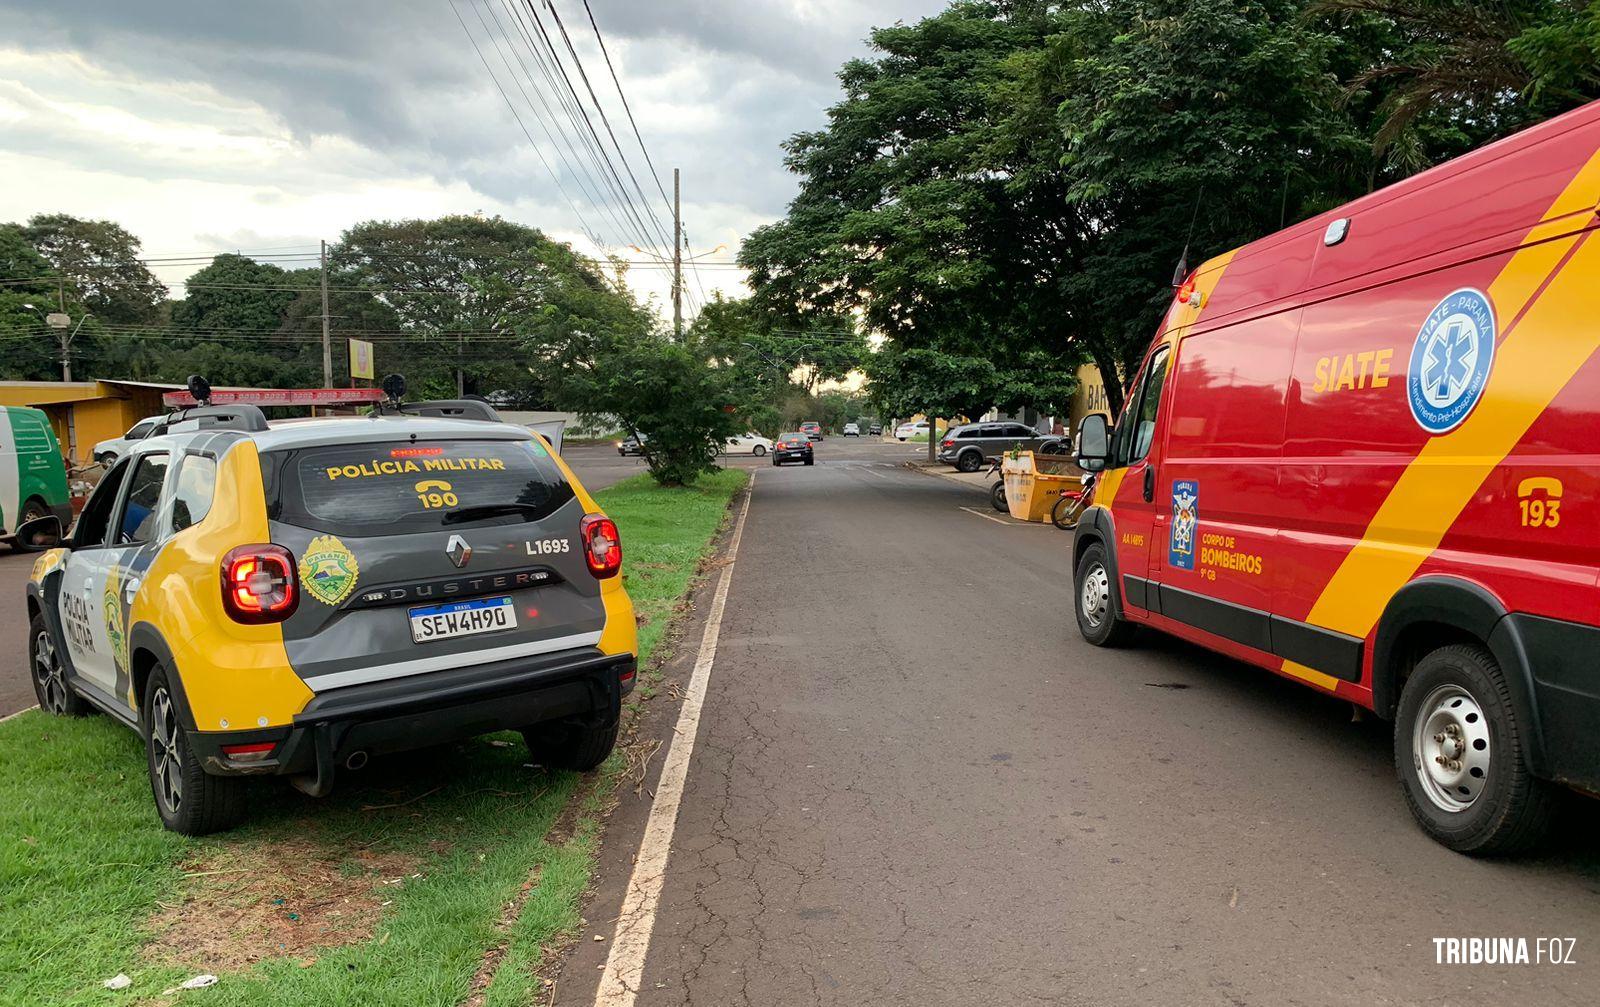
left=188, top=646, right=635, bottom=780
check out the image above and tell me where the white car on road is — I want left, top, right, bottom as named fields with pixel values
left=842, top=422, right=860, bottom=437
left=894, top=420, right=930, bottom=441
left=92, top=415, right=169, bottom=464
left=723, top=432, right=774, bottom=456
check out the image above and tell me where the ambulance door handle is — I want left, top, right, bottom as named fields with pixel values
left=1143, top=466, right=1155, bottom=503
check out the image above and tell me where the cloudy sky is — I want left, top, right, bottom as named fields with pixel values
left=0, top=0, right=940, bottom=317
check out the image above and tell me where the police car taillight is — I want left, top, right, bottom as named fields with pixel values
left=580, top=515, right=622, bottom=579
left=221, top=545, right=299, bottom=623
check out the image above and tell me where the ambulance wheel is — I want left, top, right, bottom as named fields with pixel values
left=523, top=720, right=618, bottom=772
left=144, top=665, right=247, bottom=836
left=30, top=611, right=87, bottom=716
left=1074, top=542, right=1133, bottom=647
left=1394, top=644, right=1555, bottom=855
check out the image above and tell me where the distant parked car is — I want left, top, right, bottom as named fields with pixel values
left=772, top=432, right=815, bottom=466
left=868, top=423, right=883, bottom=436
left=937, top=421, right=1053, bottom=472
left=842, top=422, right=860, bottom=437
left=895, top=420, right=930, bottom=441
left=724, top=432, right=773, bottom=456
left=799, top=421, right=824, bottom=441
left=617, top=433, right=647, bottom=456
left=93, top=415, right=169, bottom=465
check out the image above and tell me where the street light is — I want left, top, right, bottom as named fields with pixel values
left=22, top=303, right=89, bottom=380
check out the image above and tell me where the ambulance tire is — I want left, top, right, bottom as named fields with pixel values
left=523, top=720, right=618, bottom=772
left=144, top=665, right=247, bottom=836
left=30, top=611, right=88, bottom=716
left=1394, top=644, right=1556, bottom=855
left=1074, top=541, right=1134, bottom=648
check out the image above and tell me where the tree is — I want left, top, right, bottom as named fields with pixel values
left=21, top=213, right=166, bottom=324
left=0, top=225, right=70, bottom=379
left=739, top=3, right=1096, bottom=414
left=1317, top=0, right=1600, bottom=170
left=335, top=215, right=596, bottom=402
left=865, top=345, right=1078, bottom=425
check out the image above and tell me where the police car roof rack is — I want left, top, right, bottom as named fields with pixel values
left=165, top=375, right=270, bottom=433
left=371, top=373, right=503, bottom=423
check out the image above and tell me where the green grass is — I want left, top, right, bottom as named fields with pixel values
left=0, top=469, right=747, bottom=1007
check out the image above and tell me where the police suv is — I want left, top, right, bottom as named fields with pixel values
left=20, top=377, right=637, bottom=835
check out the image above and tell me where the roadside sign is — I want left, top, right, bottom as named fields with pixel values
left=349, top=338, right=375, bottom=380
left=161, top=387, right=386, bottom=408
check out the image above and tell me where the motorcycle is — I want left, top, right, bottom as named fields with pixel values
left=1051, top=472, right=1096, bottom=530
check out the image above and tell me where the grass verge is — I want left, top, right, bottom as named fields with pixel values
left=0, top=469, right=747, bottom=1007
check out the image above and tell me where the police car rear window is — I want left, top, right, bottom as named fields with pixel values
left=264, top=439, right=574, bottom=536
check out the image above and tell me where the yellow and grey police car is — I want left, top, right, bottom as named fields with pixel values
left=21, top=377, right=637, bottom=835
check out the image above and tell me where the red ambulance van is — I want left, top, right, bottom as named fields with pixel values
left=1072, top=99, right=1600, bottom=854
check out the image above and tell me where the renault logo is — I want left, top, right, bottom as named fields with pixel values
left=446, top=534, right=473, bottom=569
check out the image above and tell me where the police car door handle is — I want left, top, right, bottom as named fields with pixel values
left=123, top=579, right=140, bottom=602
left=1143, top=466, right=1155, bottom=502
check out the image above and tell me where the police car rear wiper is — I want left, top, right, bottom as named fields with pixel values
left=441, top=503, right=542, bottom=525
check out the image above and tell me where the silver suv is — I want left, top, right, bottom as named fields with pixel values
left=937, top=421, right=1052, bottom=472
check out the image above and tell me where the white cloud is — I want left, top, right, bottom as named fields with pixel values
left=0, top=1, right=944, bottom=318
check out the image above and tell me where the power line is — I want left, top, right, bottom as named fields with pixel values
left=517, top=0, right=676, bottom=262
left=448, top=0, right=606, bottom=248
left=579, top=0, right=674, bottom=213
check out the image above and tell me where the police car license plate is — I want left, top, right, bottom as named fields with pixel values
left=408, top=597, right=517, bottom=643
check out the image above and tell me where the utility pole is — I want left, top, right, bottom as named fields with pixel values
left=673, top=167, right=683, bottom=340
left=320, top=239, right=333, bottom=388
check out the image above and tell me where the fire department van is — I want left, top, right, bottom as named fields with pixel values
left=20, top=379, right=636, bottom=835
left=1072, top=99, right=1600, bottom=854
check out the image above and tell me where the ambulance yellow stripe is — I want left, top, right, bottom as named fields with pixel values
left=1088, top=249, right=1239, bottom=514
left=1291, top=148, right=1600, bottom=658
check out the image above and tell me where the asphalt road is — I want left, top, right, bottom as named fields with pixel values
left=561, top=438, right=1600, bottom=1006
left=0, top=440, right=786, bottom=717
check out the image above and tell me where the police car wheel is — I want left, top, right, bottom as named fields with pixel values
left=144, top=665, right=247, bottom=836
left=30, top=612, right=87, bottom=716
left=522, top=720, right=618, bottom=772
left=753, top=445, right=767, bottom=456
left=1394, top=644, right=1556, bottom=855
left=1074, top=542, right=1133, bottom=647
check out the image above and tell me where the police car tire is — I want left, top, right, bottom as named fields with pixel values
left=30, top=611, right=88, bottom=716
left=1394, top=644, right=1556, bottom=856
left=522, top=720, right=618, bottom=772
left=1074, top=542, right=1134, bottom=648
left=144, top=665, right=247, bottom=836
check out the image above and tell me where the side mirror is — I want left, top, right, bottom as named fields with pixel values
left=14, top=514, right=64, bottom=552
left=1075, top=413, right=1110, bottom=473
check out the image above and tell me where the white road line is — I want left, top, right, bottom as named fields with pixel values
left=0, top=704, right=39, bottom=724
left=594, top=474, right=755, bottom=1007
left=956, top=505, right=1046, bottom=528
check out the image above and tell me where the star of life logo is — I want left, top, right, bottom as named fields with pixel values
left=1407, top=288, right=1496, bottom=434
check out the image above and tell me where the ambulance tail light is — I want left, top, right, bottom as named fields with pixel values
left=580, top=515, right=622, bottom=579
left=221, top=545, right=299, bottom=623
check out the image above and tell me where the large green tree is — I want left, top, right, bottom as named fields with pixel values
left=21, top=213, right=166, bottom=324
left=745, top=0, right=1600, bottom=418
